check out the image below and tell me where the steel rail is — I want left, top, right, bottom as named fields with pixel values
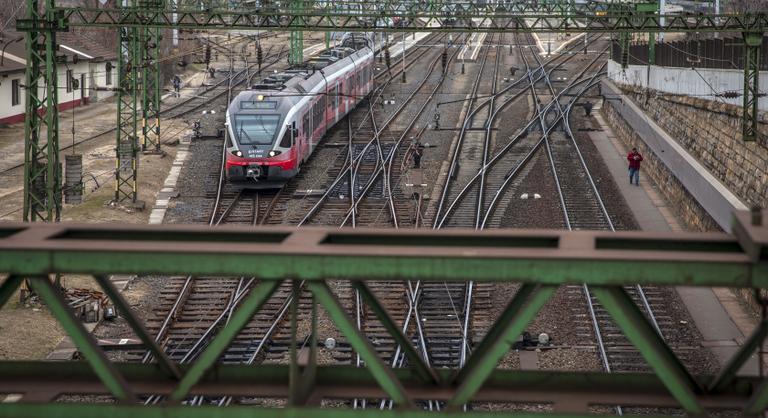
left=478, top=41, right=610, bottom=228
left=339, top=41, right=463, bottom=228
left=297, top=35, right=452, bottom=226
left=524, top=30, right=664, bottom=415
left=475, top=33, right=503, bottom=230
left=432, top=33, right=602, bottom=227
left=431, top=34, right=494, bottom=229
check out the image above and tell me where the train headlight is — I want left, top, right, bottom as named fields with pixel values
left=268, top=150, right=281, bottom=157
left=234, top=150, right=242, bottom=157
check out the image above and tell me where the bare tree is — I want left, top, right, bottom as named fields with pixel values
left=727, top=0, right=768, bottom=12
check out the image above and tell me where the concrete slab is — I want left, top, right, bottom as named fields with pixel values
left=519, top=350, right=539, bottom=370
left=677, top=286, right=760, bottom=376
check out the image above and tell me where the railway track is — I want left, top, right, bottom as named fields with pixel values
left=137, top=36, right=303, bottom=406
left=501, top=29, right=672, bottom=414
left=140, top=32, right=450, bottom=408
left=138, top=28, right=681, bottom=412
left=261, top=33, right=451, bottom=227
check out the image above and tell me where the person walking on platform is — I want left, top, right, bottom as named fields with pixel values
left=627, top=147, right=643, bottom=186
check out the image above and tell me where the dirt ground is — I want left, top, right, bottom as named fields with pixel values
left=0, top=139, right=180, bottom=360
left=0, top=88, right=192, bottom=362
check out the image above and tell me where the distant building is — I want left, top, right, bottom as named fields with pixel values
left=0, top=30, right=118, bottom=125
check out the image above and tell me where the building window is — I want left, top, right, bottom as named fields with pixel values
left=105, top=63, right=112, bottom=86
left=11, top=79, right=20, bottom=106
left=66, top=69, right=73, bottom=93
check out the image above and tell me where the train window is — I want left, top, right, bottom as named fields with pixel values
left=279, top=128, right=292, bottom=148
left=333, top=85, right=339, bottom=109
left=303, top=113, right=310, bottom=139
left=233, top=114, right=280, bottom=145
left=312, top=101, right=320, bottom=129
left=241, top=101, right=278, bottom=110
left=322, top=94, right=327, bottom=117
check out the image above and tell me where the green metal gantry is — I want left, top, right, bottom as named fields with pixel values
left=0, top=212, right=765, bottom=416
left=20, top=0, right=61, bottom=222
left=115, top=0, right=141, bottom=204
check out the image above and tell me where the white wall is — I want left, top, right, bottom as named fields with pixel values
left=89, top=60, right=118, bottom=102
left=0, top=59, right=117, bottom=123
left=0, top=73, right=24, bottom=121
left=607, top=60, right=768, bottom=111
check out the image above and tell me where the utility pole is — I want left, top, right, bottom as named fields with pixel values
left=742, top=32, right=763, bottom=142
left=290, top=0, right=304, bottom=65
left=140, top=1, right=162, bottom=154
left=17, top=0, right=61, bottom=299
left=635, top=2, right=658, bottom=65
left=115, top=0, right=142, bottom=206
left=21, top=0, right=61, bottom=222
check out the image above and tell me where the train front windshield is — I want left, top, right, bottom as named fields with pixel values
left=233, top=114, right=280, bottom=145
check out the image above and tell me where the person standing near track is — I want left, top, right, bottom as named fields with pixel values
left=172, top=75, right=182, bottom=97
left=627, top=147, right=643, bottom=186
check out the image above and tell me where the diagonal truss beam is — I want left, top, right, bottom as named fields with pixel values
left=709, top=315, right=768, bottom=393
left=170, top=279, right=281, bottom=401
left=0, top=276, right=22, bottom=308
left=308, top=281, right=414, bottom=408
left=352, top=281, right=438, bottom=385
left=449, top=284, right=556, bottom=407
left=28, top=276, right=136, bottom=402
left=746, top=373, right=768, bottom=414
left=93, top=275, right=180, bottom=379
left=591, top=286, right=703, bottom=414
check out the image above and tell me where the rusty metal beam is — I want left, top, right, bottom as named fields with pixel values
left=0, top=220, right=764, bottom=287
left=0, top=362, right=757, bottom=408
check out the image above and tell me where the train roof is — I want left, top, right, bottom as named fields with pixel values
left=248, top=36, right=371, bottom=93
left=229, top=36, right=372, bottom=116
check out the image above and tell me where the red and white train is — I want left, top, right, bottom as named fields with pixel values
left=225, top=35, right=375, bottom=187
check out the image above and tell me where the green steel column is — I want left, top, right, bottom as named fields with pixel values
left=289, top=0, right=304, bottom=65
left=115, top=1, right=141, bottom=204
left=619, top=31, right=630, bottom=69
left=23, top=0, right=61, bottom=222
left=742, top=32, right=762, bottom=142
left=635, top=2, right=658, bottom=65
left=140, top=5, right=162, bottom=154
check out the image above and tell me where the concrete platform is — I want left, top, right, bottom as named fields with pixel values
left=588, top=103, right=681, bottom=233
left=589, top=100, right=763, bottom=376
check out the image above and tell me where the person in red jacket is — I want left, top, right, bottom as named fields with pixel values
left=627, top=147, right=643, bottom=186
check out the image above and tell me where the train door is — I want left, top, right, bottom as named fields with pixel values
left=333, top=83, right=340, bottom=122
left=343, top=78, right=349, bottom=115
left=302, top=112, right=311, bottom=160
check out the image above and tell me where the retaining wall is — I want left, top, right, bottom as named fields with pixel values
left=600, top=80, right=755, bottom=232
